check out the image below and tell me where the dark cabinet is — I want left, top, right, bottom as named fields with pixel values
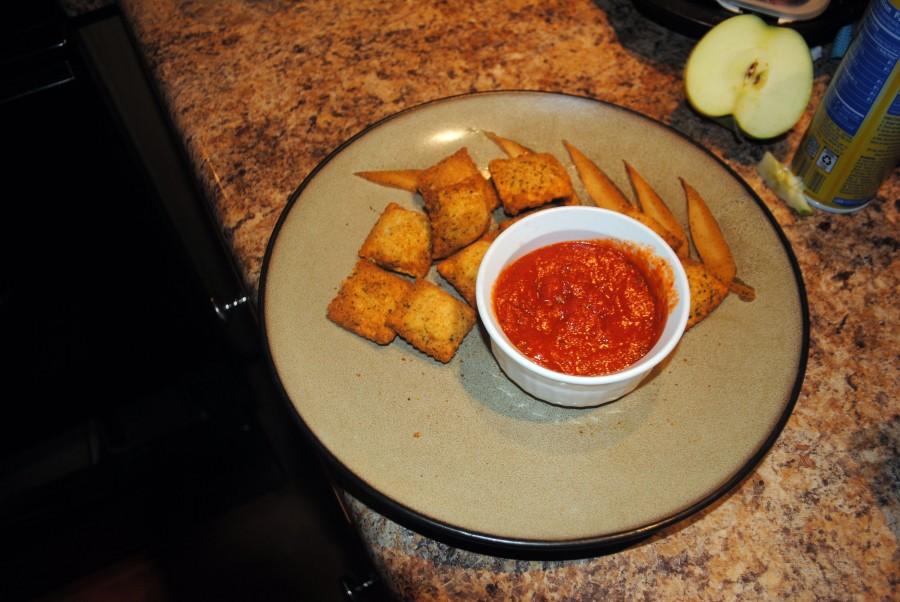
left=0, top=4, right=381, bottom=600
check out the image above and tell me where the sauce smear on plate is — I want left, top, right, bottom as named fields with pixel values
left=493, top=239, right=667, bottom=376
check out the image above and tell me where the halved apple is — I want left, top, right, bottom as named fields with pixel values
left=684, top=14, right=813, bottom=140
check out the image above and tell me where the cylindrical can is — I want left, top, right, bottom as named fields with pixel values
left=791, top=0, right=900, bottom=213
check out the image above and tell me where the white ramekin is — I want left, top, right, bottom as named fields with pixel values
left=476, top=206, right=690, bottom=408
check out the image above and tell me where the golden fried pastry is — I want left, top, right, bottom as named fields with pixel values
left=354, top=169, right=421, bottom=192
left=423, top=175, right=492, bottom=259
left=484, top=131, right=533, bottom=157
left=436, top=237, right=493, bottom=307
left=488, top=152, right=575, bottom=215
left=326, top=259, right=412, bottom=344
left=358, top=202, right=432, bottom=278
left=681, top=258, right=729, bottom=329
left=386, top=279, right=476, bottom=363
left=417, top=148, right=499, bottom=213
left=416, top=148, right=481, bottom=199
left=682, top=178, right=736, bottom=286
left=497, top=197, right=583, bottom=231
left=624, top=161, right=689, bottom=258
left=479, top=174, right=501, bottom=212
left=563, top=140, right=633, bottom=212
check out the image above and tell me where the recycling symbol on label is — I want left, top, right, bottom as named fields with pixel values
left=816, top=148, right=838, bottom=173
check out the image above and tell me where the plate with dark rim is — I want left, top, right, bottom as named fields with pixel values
left=259, top=91, right=808, bottom=558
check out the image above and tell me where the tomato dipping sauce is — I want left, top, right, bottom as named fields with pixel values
left=492, top=239, right=668, bottom=376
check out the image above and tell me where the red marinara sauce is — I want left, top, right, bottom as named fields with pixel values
left=492, top=239, right=668, bottom=376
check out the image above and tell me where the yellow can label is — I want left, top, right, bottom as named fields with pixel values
left=792, top=0, right=900, bottom=212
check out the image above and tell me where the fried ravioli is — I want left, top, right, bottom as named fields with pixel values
left=326, top=259, right=412, bottom=344
left=416, top=148, right=482, bottom=199
left=417, top=147, right=499, bottom=213
left=681, top=258, right=729, bottom=329
left=358, top=202, right=432, bottom=278
left=488, top=152, right=575, bottom=215
left=386, top=279, right=476, bottom=363
left=436, top=237, right=494, bottom=307
left=423, top=175, right=492, bottom=259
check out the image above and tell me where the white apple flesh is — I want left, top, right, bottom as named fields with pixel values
left=684, top=14, right=813, bottom=139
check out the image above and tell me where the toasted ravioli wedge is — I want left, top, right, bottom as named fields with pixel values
left=416, top=148, right=482, bottom=200
left=327, top=260, right=413, bottom=344
left=624, top=161, right=689, bottom=258
left=387, top=279, right=476, bottom=363
left=437, top=238, right=493, bottom=307
left=563, top=141, right=632, bottom=212
left=488, top=152, right=575, bottom=215
left=682, top=178, right=737, bottom=286
left=729, top=276, right=756, bottom=302
left=358, top=202, right=432, bottom=278
left=681, top=258, right=729, bottom=329
left=484, top=131, right=534, bottom=157
left=355, top=169, right=421, bottom=192
left=424, top=175, right=492, bottom=259
left=620, top=206, right=684, bottom=252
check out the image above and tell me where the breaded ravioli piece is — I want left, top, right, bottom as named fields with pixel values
left=327, top=259, right=412, bottom=344
left=423, top=175, right=492, bottom=259
left=436, top=237, right=493, bottom=307
left=416, top=148, right=481, bottom=199
left=681, top=258, right=729, bottom=329
left=488, top=152, right=575, bottom=215
left=387, top=279, right=476, bottom=363
left=358, top=202, right=432, bottom=278
left=417, top=148, right=500, bottom=213
left=497, top=196, right=584, bottom=231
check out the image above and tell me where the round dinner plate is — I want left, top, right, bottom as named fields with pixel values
left=259, top=91, right=808, bottom=556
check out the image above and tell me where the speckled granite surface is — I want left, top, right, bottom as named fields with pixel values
left=117, top=0, right=898, bottom=598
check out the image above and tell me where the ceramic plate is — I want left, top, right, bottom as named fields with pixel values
left=260, top=91, right=808, bottom=556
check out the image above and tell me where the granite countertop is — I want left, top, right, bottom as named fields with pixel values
left=116, top=0, right=898, bottom=598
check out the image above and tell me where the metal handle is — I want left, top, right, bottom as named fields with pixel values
left=340, top=575, right=377, bottom=600
left=210, top=295, right=248, bottom=321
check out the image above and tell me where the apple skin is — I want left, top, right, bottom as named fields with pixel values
left=684, top=14, right=813, bottom=140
